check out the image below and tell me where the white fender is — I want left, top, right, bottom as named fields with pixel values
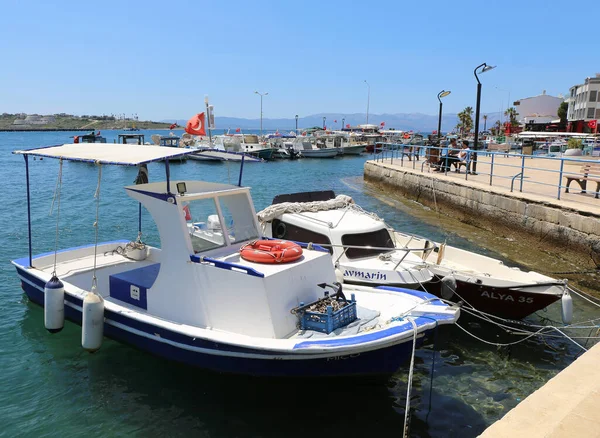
left=440, top=275, right=456, bottom=300
left=82, top=292, right=104, bottom=352
left=561, top=291, right=573, bottom=325
left=44, top=276, right=64, bottom=333
left=335, top=268, right=345, bottom=284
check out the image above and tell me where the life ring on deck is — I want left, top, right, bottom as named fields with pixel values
left=240, top=240, right=303, bottom=264
left=403, top=133, right=410, bottom=139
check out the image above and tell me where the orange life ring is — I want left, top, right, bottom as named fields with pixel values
left=403, top=133, right=410, bottom=139
left=240, top=240, right=303, bottom=264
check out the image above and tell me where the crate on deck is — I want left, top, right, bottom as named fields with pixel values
left=291, top=283, right=357, bottom=334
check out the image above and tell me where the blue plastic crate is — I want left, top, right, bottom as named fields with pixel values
left=298, top=293, right=357, bottom=334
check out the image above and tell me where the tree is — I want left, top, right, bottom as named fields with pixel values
left=490, top=120, right=502, bottom=135
left=457, top=106, right=474, bottom=135
left=504, top=107, right=519, bottom=127
left=557, top=101, right=568, bottom=130
left=483, top=114, right=488, bottom=131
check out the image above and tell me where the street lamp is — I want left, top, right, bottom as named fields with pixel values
left=364, top=80, right=370, bottom=124
left=437, top=90, right=451, bottom=142
left=254, top=91, right=268, bottom=135
left=342, top=117, right=345, bottom=129
left=323, top=116, right=326, bottom=129
left=295, top=114, right=299, bottom=134
left=472, top=63, right=496, bottom=174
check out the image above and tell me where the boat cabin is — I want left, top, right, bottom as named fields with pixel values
left=118, top=134, right=146, bottom=145
left=78, top=133, right=107, bottom=143
left=159, top=136, right=180, bottom=147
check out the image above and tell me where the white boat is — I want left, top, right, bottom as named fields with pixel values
left=185, top=136, right=262, bottom=162
left=220, top=134, right=277, bottom=160
left=297, top=137, right=338, bottom=158
left=321, top=133, right=366, bottom=155
left=11, top=143, right=459, bottom=377
left=258, top=191, right=570, bottom=321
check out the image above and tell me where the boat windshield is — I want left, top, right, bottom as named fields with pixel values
left=341, top=229, right=394, bottom=259
left=184, top=193, right=259, bottom=253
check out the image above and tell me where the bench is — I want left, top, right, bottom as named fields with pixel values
left=564, top=163, right=600, bottom=198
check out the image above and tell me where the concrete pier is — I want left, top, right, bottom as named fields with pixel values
left=480, top=341, right=600, bottom=437
left=364, top=155, right=600, bottom=254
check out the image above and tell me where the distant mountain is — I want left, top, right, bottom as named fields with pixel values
left=164, top=112, right=504, bottom=133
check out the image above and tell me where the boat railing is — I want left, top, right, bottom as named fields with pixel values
left=371, top=142, right=600, bottom=206
left=313, top=242, right=435, bottom=267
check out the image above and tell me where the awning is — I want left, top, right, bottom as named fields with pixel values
left=13, top=143, right=195, bottom=166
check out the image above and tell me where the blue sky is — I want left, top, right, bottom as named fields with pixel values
left=1, top=0, right=596, bottom=121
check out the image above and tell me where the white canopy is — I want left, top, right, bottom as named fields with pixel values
left=13, top=143, right=195, bottom=166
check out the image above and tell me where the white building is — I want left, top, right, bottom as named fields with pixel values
left=567, top=73, right=600, bottom=132
left=514, top=91, right=563, bottom=125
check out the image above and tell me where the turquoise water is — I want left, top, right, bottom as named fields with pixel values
left=0, top=130, right=597, bottom=437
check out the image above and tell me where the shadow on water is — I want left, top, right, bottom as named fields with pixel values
left=16, top=297, right=491, bottom=438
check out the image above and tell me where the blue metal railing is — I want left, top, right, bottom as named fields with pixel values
left=371, top=143, right=600, bottom=203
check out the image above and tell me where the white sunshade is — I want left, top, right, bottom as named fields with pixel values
left=13, top=143, right=195, bottom=166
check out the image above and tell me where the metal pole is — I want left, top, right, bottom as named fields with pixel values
left=437, top=101, right=443, bottom=142
left=24, top=155, right=33, bottom=267
left=473, top=81, right=482, bottom=174
left=260, top=95, right=263, bottom=136
left=489, top=153, right=495, bottom=186
left=295, top=115, right=298, bottom=134
left=238, top=154, right=245, bottom=187
left=205, top=98, right=213, bottom=145
left=557, top=158, right=564, bottom=200
left=165, top=159, right=171, bottom=194
left=366, top=82, right=370, bottom=124
left=519, top=155, right=525, bottom=192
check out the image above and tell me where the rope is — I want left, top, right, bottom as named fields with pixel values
left=403, top=317, right=418, bottom=438
left=50, top=159, right=63, bottom=277
left=91, top=164, right=102, bottom=293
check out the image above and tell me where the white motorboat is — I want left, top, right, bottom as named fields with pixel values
left=297, top=137, right=338, bottom=158
left=321, top=133, right=366, bottom=155
left=258, top=191, right=570, bottom=321
left=11, top=143, right=459, bottom=377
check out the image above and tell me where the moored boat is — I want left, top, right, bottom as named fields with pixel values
left=257, top=190, right=570, bottom=320
left=11, top=144, right=459, bottom=377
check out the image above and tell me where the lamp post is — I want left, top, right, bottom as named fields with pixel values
left=342, top=117, right=345, bottom=129
left=472, top=63, right=496, bottom=174
left=364, top=80, right=370, bottom=124
left=437, top=90, right=451, bottom=142
left=254, top=91, right=268, bottom=135
left=295, top=114, right=298, bottom=134
left=323, top=116, right=326, bottom=129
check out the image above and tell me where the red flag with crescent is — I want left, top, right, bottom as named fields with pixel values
left=588, top=120, right=597, bottom=129
left=183, top=205, right=192, bottom=221
left=185, top=113, right=206, bottom=136
left=345, top=124, right=350, bottom=128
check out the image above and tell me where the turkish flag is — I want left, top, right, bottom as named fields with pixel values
left=432, top=130, right=438, bottom=134
left=235, top=127, right=241, bottom=133
left=169, top=123, right=178, bottom=130
left=334, top=120, right=337, bottom=123
left=588, top=120, right=597, bottom=129
left=183, top=205, right=192, bottom=221
left=380, top=121, right=385, bottom=127
left=345, top=124, right=350, bottom=128
left=185, top=113, right=206, bottom=136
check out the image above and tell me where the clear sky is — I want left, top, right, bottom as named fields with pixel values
left=1, top=0, right=597, bottom=121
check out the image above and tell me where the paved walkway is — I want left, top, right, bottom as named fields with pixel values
left=370, top=152, right=600, bottom=215
left=480, top=341, right=600, bottom=438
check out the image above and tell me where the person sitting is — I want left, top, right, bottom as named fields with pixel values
left=455, top=140, right=471, bottom=173
left=434, top=138, right=459, bottom=172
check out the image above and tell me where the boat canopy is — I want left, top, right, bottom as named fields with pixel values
left=13, top=143, right=195, bottom=166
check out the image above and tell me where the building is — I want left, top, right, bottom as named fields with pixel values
left=513, top=91, right=563, bottom=132
left=567, top=74, right=600, bottom=132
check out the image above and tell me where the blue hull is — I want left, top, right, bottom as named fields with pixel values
left=16, top=267, right=425, bottom=377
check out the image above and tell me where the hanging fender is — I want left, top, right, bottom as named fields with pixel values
left=240, top=240, right=303, bottom=264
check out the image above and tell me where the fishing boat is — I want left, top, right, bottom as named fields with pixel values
left=320, top=133, right=366, bottom=155
left=258, top=191, right=571, bottom=321
left=11, top=144, right=459, bottom=377
left=298, top=137, right=338, bottom=158
left=221, top=134, right=276, bottom=160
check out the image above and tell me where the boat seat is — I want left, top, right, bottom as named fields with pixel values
left=109, top=263, right=160, bottom=310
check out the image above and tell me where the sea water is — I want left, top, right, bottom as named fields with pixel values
left=0, top=130, right=597, bottom=437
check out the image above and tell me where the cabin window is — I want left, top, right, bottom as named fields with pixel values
left=272, top=219, right=332, bottom=254
left=217, top=193, right=259, bottom=244
left=184, top=198, right=227, bottom=253
left=341, top=229, right=394, bottom=259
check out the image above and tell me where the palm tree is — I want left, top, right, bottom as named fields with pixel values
left=504, top=107, right=518, bottom=127
left=483, top=114, right=488, bottom=131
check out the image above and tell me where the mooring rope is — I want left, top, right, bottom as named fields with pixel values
left=50, top=159, right=63, bottom=276
left=91, top=163, right=102, bottom=293
left=403, top=317, right=418, bottom=438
